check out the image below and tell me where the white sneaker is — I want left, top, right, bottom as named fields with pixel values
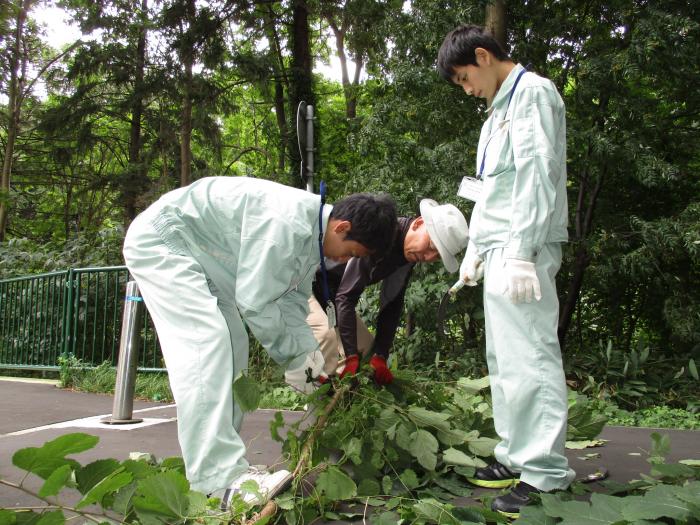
left=216, top=466, right=292, bottom=510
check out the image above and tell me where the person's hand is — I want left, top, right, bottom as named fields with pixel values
left=459, top=242, right=484, bottom=286
left=502, top=259, right=541, bottom=304
left=370, top=355, right=394, bottom=385
left=339, top=355, right=360, bottom=378
left=284, top=350, right=326, bottom=394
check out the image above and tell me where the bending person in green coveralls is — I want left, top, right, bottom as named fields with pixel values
left=123, top=176, right=396, bottom=510
left=438, top=25, right=575, bottom=518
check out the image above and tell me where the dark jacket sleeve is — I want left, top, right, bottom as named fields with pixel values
left=334, top=257, right=372, bottom=357
left=373, top=265, right=414, bottom=358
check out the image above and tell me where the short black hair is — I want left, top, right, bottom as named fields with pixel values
left=330, top=193, right=397, bottom=256
left=437, top=24, right=510, bottom=81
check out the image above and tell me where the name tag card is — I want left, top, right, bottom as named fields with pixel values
left=458, top=176, right=483, bottom=202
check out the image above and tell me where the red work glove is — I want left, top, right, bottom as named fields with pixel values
left=339, top=355, right=360, bottom=378
left=370, top=355, right=394, bottom=385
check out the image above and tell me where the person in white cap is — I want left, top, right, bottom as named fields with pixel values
left=286, top=199, right=468, bottom=390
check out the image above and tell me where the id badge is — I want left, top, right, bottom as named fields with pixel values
left=458, top=176, right=483, bottom=202
left=325, top=302, right=337, bottom=328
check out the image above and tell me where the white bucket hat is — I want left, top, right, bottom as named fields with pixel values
left=419, top=199, right=469, bottom=273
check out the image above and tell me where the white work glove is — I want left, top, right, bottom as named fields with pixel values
left=284, top=350, right=326, bottom=394
left=459, top=241, right=484, bottom=286
left=502, top=258, right=542, bottom=304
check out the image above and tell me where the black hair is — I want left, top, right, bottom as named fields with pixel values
left=437, top=24, right=510, bottom=81
left=330, top=193, right=397, bottom=256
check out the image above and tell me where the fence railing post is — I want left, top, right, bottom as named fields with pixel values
left=103, top=281, right=144, bottom=424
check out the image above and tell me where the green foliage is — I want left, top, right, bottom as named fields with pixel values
left=1, top=432, right=247, bottom=523
left=272, top=373, right=605, bottom=523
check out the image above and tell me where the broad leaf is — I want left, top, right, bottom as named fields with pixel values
left=39, top=465, right=72, bottom=498
left=76, top=467, right=132, bottom=509
left=433, top=475, right=473, bottom=497
left=13, top=433, right=98, bottom=480
left=375, top=407, right=402, bottom=431
left=233, top=373, right=261, bottom=412
left=413, top=498, right=460, bottom=525
left=514, top=505, right=558, bottom=524
left=76, top=459, right=121, bottom=494
left=35, top=511, right=65, bottom=525
left=341, top=437, right=363, bottom=465
left=437, top=427, right=471, bottom=446
left=456, top=376, right=490, bottom=393
left=357, top=478, right=380, bottom=497
left=315, top=467, right=357, bottom=501
left=565, top=439, right=607, bottom=450
left=372, top=511, right=400, bottom=525
left=442, top=448, right=487, bottom=468
left=622, top=484, right=692, bottom=521
left=466, top=436, right=498, bottom=457
left=399, top=469, right=420, bottom=490
left=407, top=407, right=452, bottom=431
left=132, top=470, right=191, bottom=524
left=409, top=429, right=438, bottom=471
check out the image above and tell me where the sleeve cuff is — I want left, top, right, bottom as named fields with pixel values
left=504, top=242, right=538, bottom=262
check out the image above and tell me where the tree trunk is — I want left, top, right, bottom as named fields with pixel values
left=124, top=0, right=148, bottom=225
left=485, top=0, right=507, bottom=50
left=0, top=0, right=30, bottom=242
left=179, top=0, right=195, bottom=188
left=288, top=0, right=314, bottom=188
left=262, top=3, right=288, bottom=174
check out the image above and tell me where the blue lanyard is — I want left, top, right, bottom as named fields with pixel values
left=317, top=181, right=331, bottom=306
left=477, top=67, right=527, bottom=179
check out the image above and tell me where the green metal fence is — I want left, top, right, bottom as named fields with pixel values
left=0, top=266, right=163, bottom=371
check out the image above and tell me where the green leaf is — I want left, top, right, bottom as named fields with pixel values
left=382, top=475, right=393, bottom=494
left=436, top=427, right=471, bottom=446
left=433, top=475, right=473, bottom=497
left=407, top=407, right=452, bottom=431
left=513, top=504, right=558, bottom=524
left=275, top=494, right=296, bottom=510
left=270, top=411, right=285, bottom=442
left=399, top=469, right=420, bottom=490
left=442, top=448, right=487, bottom=468
left=315, top=467, right=357, bottom=501
left=76, top=459, right=121, bottom=494
left=38, top=465, right=72, bottom=498
left=413, top=498, right=460, bottom=525
left=372, top=511, right=400, bottom=525
left=565, top=439, right=607, bottom=449
left=35, top=511, right=65, bottom=525
left=375, top=407, right=402, bottom=431
left=341, top=437, right=363, bottom=465
left=395, top=423, right=413, bottom=451
left=12, top=433, right=98, bottom=480
left=76, top=467, right=132, bottom=509
left=466, top=436, right=498, bottom=457
left=456, top=376, right=490, bottom=393
left=689, top=358, right=699, bottom=380
left=622, top=484, right=692, bottom=521
left=233, top=373, right=261, bottom=412
left=357, top=478, right=381, bottom=497
left=649, top=462, right=696, bottom=479
left=0, top=509, right=16, bottom=525
left=132, top=470, right=191, bottom=524
left=649, top=433, right=671, bottom=459
left=409, top=429, right=438, bottom=471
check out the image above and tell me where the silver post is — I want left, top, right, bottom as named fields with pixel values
left=102, top=280, right=144, bottom=424
left=305, top=104, right=314, bottom=193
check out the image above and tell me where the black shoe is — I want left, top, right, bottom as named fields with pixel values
left=491, top=481, right=542, bottom=519
left=467, top=462, right=519, bottom=489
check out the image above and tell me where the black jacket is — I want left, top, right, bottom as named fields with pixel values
left=312, top=217, right=415, bottom=358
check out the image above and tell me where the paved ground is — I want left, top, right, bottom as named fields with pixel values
left=1, top=377, right=698, bottom=515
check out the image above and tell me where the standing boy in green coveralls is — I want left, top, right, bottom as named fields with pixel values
left=437, top=25, right=575, bottom=517
left=123, top=176, right=397, bottom=510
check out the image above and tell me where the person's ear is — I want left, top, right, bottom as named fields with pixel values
left=475, top=47, right=490, bottom=66
left=412, top=217, right=425, bottom=230
left=333, top=220, right=352, bottom=234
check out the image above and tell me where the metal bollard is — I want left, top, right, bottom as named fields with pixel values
left=102, top=281, right=144, bottom=424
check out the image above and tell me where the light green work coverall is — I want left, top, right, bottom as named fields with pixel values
left=123, top=177, right=326, bottom=493
left=467, top=64, right=575, bottom=491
